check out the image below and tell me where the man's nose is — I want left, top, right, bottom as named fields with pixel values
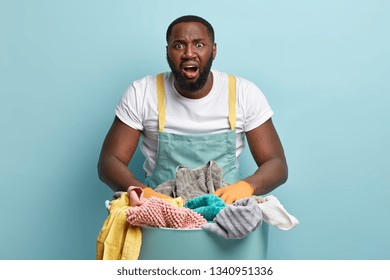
left=183, top=45, right=196, bottom=58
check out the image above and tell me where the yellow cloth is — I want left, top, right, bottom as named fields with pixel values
left=166, top=196, right=185, bottom=208
left=96, top=192, right=140, bottom=260
left=96, top=192, right=184, bottom=260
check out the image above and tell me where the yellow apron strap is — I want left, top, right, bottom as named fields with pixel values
left=156, top=73, right=166, bottom=132
left=228, top=74, right=237, bottom=130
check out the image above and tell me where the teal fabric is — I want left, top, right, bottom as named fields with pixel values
left=146, top=130, right=239, bottom=188
left=185, top=194, right=226, bottom=221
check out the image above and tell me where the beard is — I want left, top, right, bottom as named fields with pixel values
left=166, top=52, right=214, bottom=92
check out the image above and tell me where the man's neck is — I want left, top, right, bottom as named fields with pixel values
left=174, top=72, right=214, bottom=99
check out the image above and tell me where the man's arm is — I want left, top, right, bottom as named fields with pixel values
left=97, top=116, right=146, bottom=192
left=215, top=118, right=287, bottom=203
left=243, top=118, right=288, bottom=195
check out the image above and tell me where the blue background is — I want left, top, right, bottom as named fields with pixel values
left=1, top=0, right=389, bottom=259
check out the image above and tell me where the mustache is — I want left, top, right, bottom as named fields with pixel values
left=166, top=53, right=214, bottom=92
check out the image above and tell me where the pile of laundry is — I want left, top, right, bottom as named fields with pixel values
left=96, top=161, right=299, bottom=260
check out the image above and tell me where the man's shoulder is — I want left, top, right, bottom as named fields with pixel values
left=126, top=72, right=171, bottom=93
left=131, top=73, right=159, bottom=85
left=212, top=69, right=254, bottom=85
left=211, top=69, right=227, bottom=79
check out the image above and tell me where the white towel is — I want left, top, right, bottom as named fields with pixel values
left=255, top=195, right=299, bottom=230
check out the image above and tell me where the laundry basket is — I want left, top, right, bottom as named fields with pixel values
left=138, top=223, right=269, bottom=260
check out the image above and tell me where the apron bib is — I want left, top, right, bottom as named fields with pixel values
left=145, top=73, right=239, bottom=188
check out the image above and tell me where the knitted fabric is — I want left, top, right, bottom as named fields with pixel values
left=202, top=197, right=263, bottom=239
left=185, top=194, right=226, bottom=221
left=126, top=196, right=207, bottom=229
left=154, top=161, right=228, bottom=200
left=113, top=188, right=183, bottom=208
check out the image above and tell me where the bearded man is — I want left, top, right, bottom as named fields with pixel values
left=98, top=15, right=288, bottom=204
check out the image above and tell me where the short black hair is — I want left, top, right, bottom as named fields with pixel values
left=166, top=15, right=215, bottom=43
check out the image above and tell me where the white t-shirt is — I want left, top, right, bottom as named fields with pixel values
left=115, top=69, right=273, bottom=176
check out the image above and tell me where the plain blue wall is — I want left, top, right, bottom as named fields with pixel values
left=1, top=0, right=389, bottom=259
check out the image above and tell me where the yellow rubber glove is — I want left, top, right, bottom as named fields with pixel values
left=214, top=181, right=254, bottom=205
left=143, top=187, right=172, bottom=199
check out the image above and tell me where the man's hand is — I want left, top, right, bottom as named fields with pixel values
left=214, top=181, right=254, bottom=204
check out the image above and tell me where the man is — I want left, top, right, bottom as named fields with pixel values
left=98, top=15, right=288, bottom=204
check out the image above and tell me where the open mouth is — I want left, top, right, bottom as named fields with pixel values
left=182, top=65, right=199, bottom=79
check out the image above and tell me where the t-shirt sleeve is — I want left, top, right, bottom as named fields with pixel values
left=115, top=82, right=144, bottom=131
left=239, top=78, right=274, bottom=132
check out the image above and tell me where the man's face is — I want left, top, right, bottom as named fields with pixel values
left=166, top=22, right=216, bottom=94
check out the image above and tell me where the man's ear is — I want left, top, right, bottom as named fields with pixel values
left=212, top=43, right=217, bottom=60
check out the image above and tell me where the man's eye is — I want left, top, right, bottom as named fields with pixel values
left=174, top=44, right=184, bottom=49
left=195, top=43, right=204, bottom=48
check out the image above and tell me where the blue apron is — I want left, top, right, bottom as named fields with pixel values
left=145, top=73, right=239, bottom=188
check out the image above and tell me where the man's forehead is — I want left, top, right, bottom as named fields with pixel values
left=169, top=22, right=209, bottom=41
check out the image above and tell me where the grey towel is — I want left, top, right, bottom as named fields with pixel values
left=154, top=161, right=228, bottom=201
left=201, top=197, right=263, bottom=239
